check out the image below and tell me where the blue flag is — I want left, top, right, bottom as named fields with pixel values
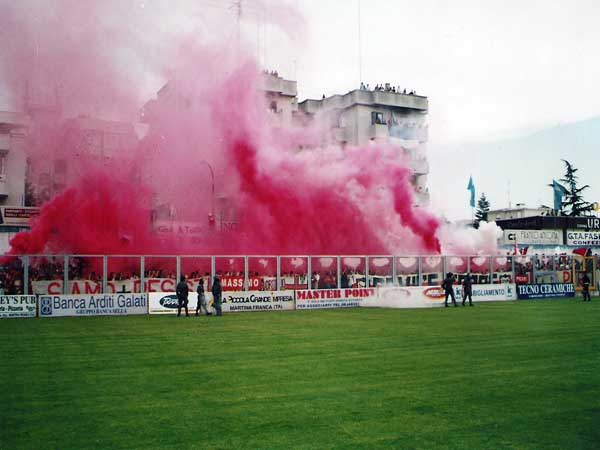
left=552, top=180, right=568, bottom=212
left=467, top=176, right=475, bottom=208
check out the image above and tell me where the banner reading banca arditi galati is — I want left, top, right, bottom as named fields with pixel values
left=0, top=295, right=37, bottom=318
left=39, top=293, right=148, bottom=317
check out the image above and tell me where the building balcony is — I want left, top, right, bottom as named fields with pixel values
left=410, top=158, right=429, bottom=175
left=260, top=74, right=297, bottom=97
left=369, top=123, right=389, bottom=140
left=414, top=190, right=430, bottom=207
left=331, top=126, right=348, bottom=142
left=298, top=89, right=428, bottom=115
left=0, top=178, right=7, bottom=197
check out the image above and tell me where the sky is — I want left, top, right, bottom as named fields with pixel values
left=1, top=0, right=598, bottom=221
left=265, top=0, right=600, bottom=220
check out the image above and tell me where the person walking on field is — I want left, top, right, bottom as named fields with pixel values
left=211, top=276, right=223, bottom=316
left=176, top=275, right=189, bottom=317
left=442, top=272, right=457, bottom=307
left=462, top=273, right=474, bottom=306
left=582, top=273, right=591, bottom=302
left=195, top=278, right=211, bottom=316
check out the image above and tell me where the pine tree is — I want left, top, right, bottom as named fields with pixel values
left=474, top=193, right=490, bottom=229
left=560, top=159, right=593, bottom=216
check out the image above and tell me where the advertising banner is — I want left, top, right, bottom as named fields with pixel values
left=295, top=288, right=377, bottom=310
left=501, top=229, right=563, bottom=246
left=454, top=284, right=517, bottom=302
left=566, top=230, right=600, bottom=246
left=516, top=283, right=575, bottom=300
left=39, top=293, right=148, bottom=317
left=221, top=290, right=295, bottom=313
left=149, top=292, right=211, bottom=314
left=149, top=290, right=294, bottom=314
left=370, top=284, right=517, bottom=309
left=0, top=295, right=37, bottom=318
left=0, top=206, right=40, bottom=227
left=365, top=287, right=445, bottom=308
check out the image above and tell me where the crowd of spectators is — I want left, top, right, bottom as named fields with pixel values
left=359, top=82, right=418, bottom=95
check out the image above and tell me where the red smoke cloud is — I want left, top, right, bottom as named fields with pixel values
left=2, top=1, right=442, bottom=257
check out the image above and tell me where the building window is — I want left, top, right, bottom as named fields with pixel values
left=269, top=101, right=278, bottom=113
left=371, top=111, right=384, bottom=125
left=0, top=154, right=6, bottom=178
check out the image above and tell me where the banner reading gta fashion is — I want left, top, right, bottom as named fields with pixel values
left=39, top=293, right=148, bottom=317
left=295, top=288, right=377, bottom=310
left=221, top=290, right=295, bottom=312
left=566, top=230, right=600, bottom=246
left=0, top=295, right=37, bottom=318
left=516, top=283, right=575, bottom=300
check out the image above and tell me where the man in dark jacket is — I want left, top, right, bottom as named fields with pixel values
left=176, top=275, right=189, bottom=317
left=211, top=276, right=223, bottom=316
left=462, top=273, right=474, bottom=306
left=442, top=272, right=457, bottom=307
left=582, top=273, right=591, bottom=302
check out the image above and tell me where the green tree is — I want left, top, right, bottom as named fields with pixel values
left=474, top=193, right=490, bottom=228
left=559, top=159, right=593, bottom=216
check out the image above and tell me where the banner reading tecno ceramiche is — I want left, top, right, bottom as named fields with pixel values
left=516, top=283, right=575, bottom=300
left=0, top=295, right=37, bottom=318
left=39, top=293, right=148, bottom=317
left=295, top=288, right=377, bottom=310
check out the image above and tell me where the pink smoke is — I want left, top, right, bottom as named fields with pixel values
left=3, top=1, right=445, bottom=257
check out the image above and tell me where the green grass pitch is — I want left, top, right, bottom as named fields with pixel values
left=1, top=299, right=599, bottom=450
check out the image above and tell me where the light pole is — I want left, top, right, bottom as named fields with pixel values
left=201, top=160, right=215, bottom=226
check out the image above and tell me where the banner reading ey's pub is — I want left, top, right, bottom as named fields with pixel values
left=39, top=293, right=148, bottom=317
left=0, top=295, right=37, bottom=318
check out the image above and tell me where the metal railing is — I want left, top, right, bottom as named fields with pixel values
left=0, top=254, right=584, bottom=296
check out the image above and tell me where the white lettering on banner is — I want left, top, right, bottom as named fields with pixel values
left=566, top=230, right=600, bottom=246
left=502, top=229, right=563, bottom=246
left=39, top=294, right=148, bottom=317
left=0, top=295, right=37, bottom=318
left=371, top=284, right=517, bottom=309
left=296, top=288, right=377, bottom=310
left=148, top=291, right=295, bottom=314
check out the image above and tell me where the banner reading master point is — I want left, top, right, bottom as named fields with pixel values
left=39, top=293, right=148, bottom=317
left=0, top=295, right=37, bottom=318
left=295, top=288, right=377, bottom=309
